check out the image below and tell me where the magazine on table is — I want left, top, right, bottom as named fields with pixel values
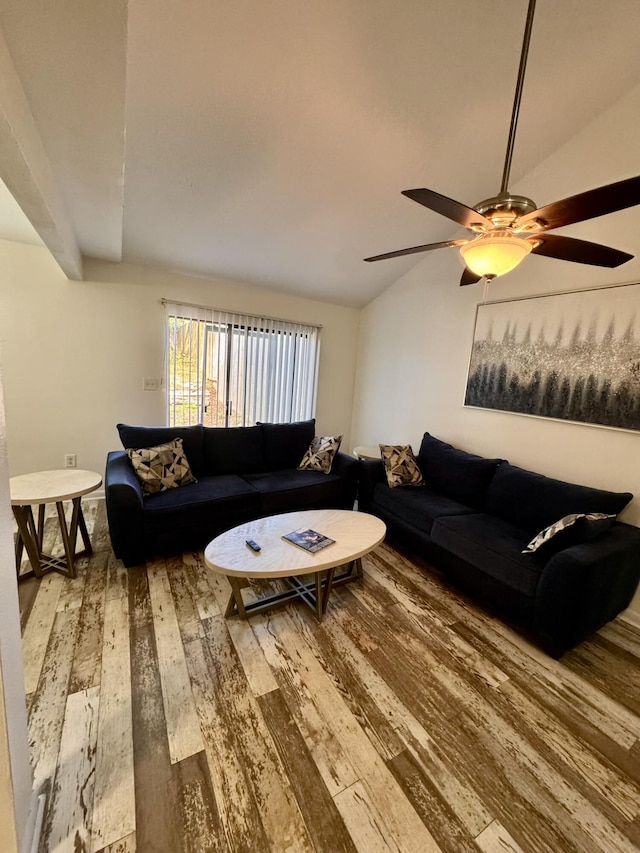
left=282, top=527, right=335, bottom=553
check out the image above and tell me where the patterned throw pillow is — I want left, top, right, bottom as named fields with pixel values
left=126, top=438, right=197, bottom=495
left=380, top=445, right=424, bottom=489
left=522, top=512, right=615, bottom=555
left=298, top=435, right=343, bottom=473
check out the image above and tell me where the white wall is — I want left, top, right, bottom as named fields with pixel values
left=352, top=82, right=640, bottom=615
left=0, top=248, right=360, bottom=478
left=0, top=362, right=35, bottom=853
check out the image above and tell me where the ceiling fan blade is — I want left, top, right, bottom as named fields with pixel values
left=530, top=233, right=632, bottom=267
left=402, top=188, right=492, bottom=230
left=364, top=239, right=466, bottom=263
left=517, top=175, right=640, bottom=231
left=460, top=267, right=482, bottom=286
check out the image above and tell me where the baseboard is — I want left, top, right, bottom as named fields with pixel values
left=619, top=608, right=640, bottom=630
left=20, top=784, right=48, bottom=853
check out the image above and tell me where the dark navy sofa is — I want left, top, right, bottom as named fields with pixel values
left=105, top=419, right=359, bottom=567
left=358, top=432, right=640, bottom=656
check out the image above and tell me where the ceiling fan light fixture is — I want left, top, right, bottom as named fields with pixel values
left=459, top=230, right=532, bottom=278
left=365, top=0, right=640, bottom=278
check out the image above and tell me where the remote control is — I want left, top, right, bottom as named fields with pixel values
left=245, top=539, right=261, bottom=552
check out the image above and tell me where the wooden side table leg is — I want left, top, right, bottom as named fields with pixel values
left=68, top=497, right=82, bottom=553
left=37, top=503, right=46, bottom=550
left=77, top=500, right=93, bottom=554
left=56, top=500, right=77, bottom=578
left=14, top=527, right=24, bottom=575
left=12, top=506, right=43, bottom=578
left=354, top=557, right=363, bottom=579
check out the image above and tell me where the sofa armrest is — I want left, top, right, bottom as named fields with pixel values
left=534, top=521, right=640, bottom=655
left=331, top=451, right=361, bottom=508
left=104, top=451, right=146, bottom=566
left=357, top=458, right=385, bottom=512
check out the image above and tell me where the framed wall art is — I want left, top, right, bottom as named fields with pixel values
left=464, top=282, right=640, bottom=432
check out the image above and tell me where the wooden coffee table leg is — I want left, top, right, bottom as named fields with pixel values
left=336, top=557, right=363, bottom=583
left=320, top=567, right=336, bottom=616
left=314, top=572, right=323, bottom=620
left=226, top=576, right=248, bottom=619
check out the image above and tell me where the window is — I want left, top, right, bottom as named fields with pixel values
left=164, top=301, right=321, bottom=427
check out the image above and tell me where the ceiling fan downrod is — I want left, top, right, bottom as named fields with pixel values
left=500, top=0, right=537, bottom=194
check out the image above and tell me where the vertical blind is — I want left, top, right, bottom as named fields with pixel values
left=164, top=301, right=321, bottom=427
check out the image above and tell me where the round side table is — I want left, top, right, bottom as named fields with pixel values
left=353, top=445, right=381, bottom=461
left=10, top=469, right=102, bottom=579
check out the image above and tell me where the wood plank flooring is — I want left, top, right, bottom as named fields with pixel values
left=18, top=499, right=640, bottom=852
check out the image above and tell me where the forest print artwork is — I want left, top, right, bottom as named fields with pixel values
left=465, top=283, right=640, bottom=431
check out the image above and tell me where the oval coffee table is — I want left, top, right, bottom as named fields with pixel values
left=204, top=508, right=386, bottom=622
left=11, top=469, right=103, bottom=579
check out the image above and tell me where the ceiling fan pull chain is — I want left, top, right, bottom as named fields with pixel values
left=500, top=0, right=537, bottom=194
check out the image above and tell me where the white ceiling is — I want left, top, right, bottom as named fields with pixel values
left=1, top=0, right=640, bottom=306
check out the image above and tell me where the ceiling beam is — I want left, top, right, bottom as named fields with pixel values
left=0, top=24, right=82, bottom=279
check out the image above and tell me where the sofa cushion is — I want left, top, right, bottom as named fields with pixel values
left=484, top=463, right=633, bottom=535
left=431, top=513, right=547, bottom=597
left=372, top=482, right=474, bottom=534
left=242, top=469, right=343, bottom=514
left=143, top=474, right=260, bottom=513
left=298, top=435, right=342, bottom=473
left=142, top=475, right=262, bottom=553
left=118, top=423, right=205, bottom=477
left=203, top=425, right=264, bottom=475
left=126, top=438, right=197, bottom=495
left=416, top=433, right=502, bottom=509
left=259, top=419, right=316, bottom=470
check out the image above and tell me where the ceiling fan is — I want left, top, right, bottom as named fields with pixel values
left=364, top=0, right=640, bottom=285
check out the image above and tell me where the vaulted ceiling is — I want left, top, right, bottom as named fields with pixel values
left=1, top=0, right=640, bottom=306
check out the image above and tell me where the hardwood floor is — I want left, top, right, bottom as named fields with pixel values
left=18, top=500, right=640, bottom=852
